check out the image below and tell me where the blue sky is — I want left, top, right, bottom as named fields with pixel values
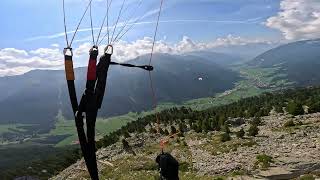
left=0, top=0, right=281, bottom=50
left=0, top=0, right=319, bottom=76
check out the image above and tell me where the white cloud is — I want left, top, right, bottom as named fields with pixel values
left=265, top=0, right=320, bottom=40
left=109, top=35, right=272, bottom=62
left=25, top=18, right=261, bottom=42
left=0, top=67, right=32, bottom=77
left=30, top=48, right=62, bottom=60
left=0, top=35, right=272, bottom=76
left=0, top=48, right=64, bottom=77
left=0, top=48, right=29, bottom=57
left=51, top=44, right=60, bottom=48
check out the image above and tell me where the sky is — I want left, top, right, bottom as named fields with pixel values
left=0, top=0, right=319, bottom=76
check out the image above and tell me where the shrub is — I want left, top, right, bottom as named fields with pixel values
left=221, top=125, right=231, bottom=133
left=251, top=117, right=262, bottom=126
left=170, top=126, right=177, bottom=134
left=159, top=128, right=165, bottom=135
left=248, top=125, right=259, bottom=137
left=214, top=177, right=225, bottom=180
left=164, top=129, right=170, bottom=135
left=236, top=128, right=245, bottom=138
left=300, top=174, right=315, bottom=180
left=230, top=170, right=246, bottom=176
left=256, top=154, right=273, bottom=169
left=123, top=131, right=131, bottom=138
left=308, top=102, right=320, bottom=114
left=283, top=120, right=295, bottom=127
left=149, top=128, right=157, bottom=134
left=182, top=140, right=188, bottom=147
left=275, top=105, right=284, bottom=113
left=178, top=131, right=185, bottom=137
left=179, top=162, right=190, bottom=172
left=286, top=101, right=304, bottom=116
left=122, top=139, right=130, bottom=149
left=178, top=123, right=187, bottom=133
left=220, top=133, right=231, bottom=142
left=194, top=125, right=202, bottom=133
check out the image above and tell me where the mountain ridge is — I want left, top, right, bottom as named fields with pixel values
left=248, top=39, right=320, bottom=86
left=0, top=53, right=241, bottom=130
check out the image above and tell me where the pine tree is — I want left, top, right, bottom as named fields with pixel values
left=149, top=127, right=157, bottom=134
left=236, top=128, right=245, bottom=138
left=159, top=128, right=165, bottom=135
left=275, top=105, right=284, bottom=113
left=248, top=124, right=259, bottom=137
left=122, top=139, right=130, bottom=149
left=220, top=133, right=231, bottom=142
left=286, top=101, right=304, bottom=116
left=124, top=131, right=131, bottom=138
left=170, top=126, right=177, bottom=134
left=201, top=119, right=210, bottom=132
left=221, top=124, right=231, bottom=133
left=309, top=102, right=320, bottom=113
left=164, top=129, right=170, bottom=135
left=251, top=117, right=262, bottom=126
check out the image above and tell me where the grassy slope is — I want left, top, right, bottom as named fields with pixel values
left=0, top=124, right=32, bottom=134
left=174, top=66, right=287, bottom=111
left=47, top=111, right=141, bottom=147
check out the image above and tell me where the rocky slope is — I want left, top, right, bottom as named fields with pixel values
left=51, top=112, right=320, bottom=180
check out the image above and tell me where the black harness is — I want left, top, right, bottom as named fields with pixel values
left=64, top=46, right=153, bottom=180
left=156, top=152, right=180, bottom=180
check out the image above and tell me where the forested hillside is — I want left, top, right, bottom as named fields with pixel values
left=4, top=86, right=320, bottom=179
left=97, top=86, right=320, bottom=149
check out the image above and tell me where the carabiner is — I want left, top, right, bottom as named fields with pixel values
left=90, top=46, right=99, bottom=56
left=104, top=45, right=113, bottom=55
left=63, top=47, right=73, bottom=56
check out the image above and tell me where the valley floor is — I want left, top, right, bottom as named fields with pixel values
left=52, top=112, right=320, bottom=180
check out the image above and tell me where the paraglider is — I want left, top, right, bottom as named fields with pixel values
left=62, top=0, right=167, bottom=179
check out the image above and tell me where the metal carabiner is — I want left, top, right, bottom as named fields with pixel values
left=90, top=46, right=99, bottom=56
left=63, top=47, right=73, bottom=56
left=104, top=45, right=113, bottom=55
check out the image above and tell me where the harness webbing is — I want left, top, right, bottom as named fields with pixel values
left=63, top=50, right=77, bottom=113
left=62, top=0, right=164, bottom=179
left=82, top=48, right=100, bottom=180
left=64, top=48, right=96, bottom=179
left=62, top=1, right=107, bottom=179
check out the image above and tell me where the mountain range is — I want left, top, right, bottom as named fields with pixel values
left=1, top=39, right=320, bottom=132
left=249, top=39, right=320, bottom=86
left=0, top=53, right=241, bottom=132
